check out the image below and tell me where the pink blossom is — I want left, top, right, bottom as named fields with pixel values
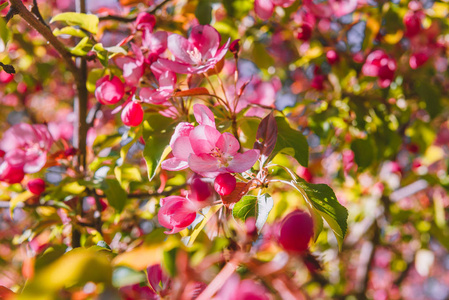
left=135, top=12, right=156, bottom=32
left=140, top=70, right=176, bottom=105
left=217, top=275, right=269, bottom=300
left=0, top=160, right=24, bottom=184
left=234, top=77, right=280, bottom=117
left=142, top=30, right=168, bottom=64
left=254, top=0, right=295, bottom=20
left=157, top=196, right=197, bottom=234
left=116, top=44, right=145, bottom=86
left=95, top=75, right=125, bottom=105
left=161, top=104, right=260, bottom=177
left=304, top=0, right=358, bottom=18
left=409, top=52, right=429, bottom=69
left=158, top=25, right=230, bottom=74
left=0, top=70, right=14, bottom=84
left=362, top=50, right=396, bottom=88
left=0, top=123, right=53, bottom=174
left=189, top=176, right=214, bottom=207
left=147, top=264, right=170, bottom=296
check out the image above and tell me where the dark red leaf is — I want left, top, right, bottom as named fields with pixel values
left=174, top=87, right=210, bottom=97
left=253, top=111, right=278, bottom=164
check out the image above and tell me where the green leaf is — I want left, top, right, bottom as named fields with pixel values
left=232, top=194, right=273, bottom=232
left=351, top=138, right=375, bottom=169
left=70, top=36, right=93, bottom=56
left=103, top=178, right=127, bottom=213
left=238, top=117, right=260, bottom=149
left=188, top=204, right=222, bottom=246
left=0, top=2, right=8, bottom=11
left=21, top=248, right=113, bottom=298
left=255, top=193, right=274, bottom=232
left=252, top=41, right=274, bottom=70
left=10, top=190, right=33, bottom=216
left=142, top=114, right=178, bottom=181
left=416, top=81, right=441, bottom=119
left=112, top=267, right=146, bottom=288
left=87, top=68, right=104, bottom=93
left=272, top=116, right=309, bottom=167
left=53, top=26, right=88, bottom=38
left=294, top=180, right=348, bottom=250
left=93, top=133, right=122, bottom=151
left=0, top=17, right=11, bottom=52
left=50, top=12, right=99, bottom=34
left=114, top=164, right=142, bottom=190
left=195, top=0, right=212, bottom=25
left=232, top=195, right=257, bottom=221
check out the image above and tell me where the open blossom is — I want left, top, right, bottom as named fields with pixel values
left=254, top=0, right=296, bottom=20
left=116, top=44, right=145, bottom=86
left=304, top=0, right=358, bottom=18
left=362, top=50, right=396, bottom=88
left=135, top=12, right=156, bottom=32
left=140, top=70, right=176, bottom=105
left=217, top=275, right=269, bottom=300
left=158, top=196, right=196, bottom=234
left=158, top=25, right=230, bottom=74
left=0, top=123, right=53, bottom=174
left=142, top=30, right=168, bottom=64
left=161, top=104, right=260, bottom=177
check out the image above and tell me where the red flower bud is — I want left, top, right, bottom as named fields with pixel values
left=326, top=50, right=339, bottom=65
left=27, top=178, right=46, bottom=195
left=278, top=210, right=314, bottom=253
left=230, top=39, right=240, bottom=55
left=296, top=23, right=312, bottom=41
left=135, top=12, right=156, bottom=31
left=214, top=173, right=236, bottom=196
left=95, top=75, right=125, bottom=105
left=121, top=101, right=144, bottom=127
left=0, top=162, right=24, bottom=184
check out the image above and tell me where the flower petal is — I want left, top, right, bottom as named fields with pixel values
left=189, top=25, right=220, bottom=59
left=216, top=132, right=240, bottom=156
left=193, top=104, right=215, bottom=127
left=167, top=34, right=199, bottom=65
left=189, top=125, right=221, bottom=155
left=161, top=157, right=189, bottom=171
left=188, top=154, right=220, bottom=177
left=226, top=149, right=260, bottom=173
left=172, top=136, right=194, bottom=161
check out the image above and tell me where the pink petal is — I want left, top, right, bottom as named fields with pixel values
left=216, top=132, right=240, bottom=156
left=172, top=136, right=194, bottom=161
left=169, top=122, right=194, bottom=148
left=143, top=30, right=168, bottom=55
left=158, top=70, right=176, bottom=90
left=189, top=125, right=221, bottom=155
left=254, top=0, right=275, bottom=20
left=23, top=152, right=47, bottom=174
left=161, top=157, right=189, bottom=171
left=167, top=34, right=199, bottom=65
left=158, top=58, right=195, bottom=74
left=193, top=104, right=215, bottom=127
left=189, top=25, right=220, bottom=59
left=226, top=149, right=260, bottom=173
left=188, top=154, right=220, bottom=177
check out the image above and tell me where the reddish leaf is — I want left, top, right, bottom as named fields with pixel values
left=174, top=87, right=210, bottom=97
left=0, top=286, right=15, bottom=300
left=253, top=111, right=278, bottom=165
left=222, top=181, right=257, bottom=208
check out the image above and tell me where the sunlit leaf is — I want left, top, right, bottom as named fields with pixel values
left=50, top=12, right=99, bottom=34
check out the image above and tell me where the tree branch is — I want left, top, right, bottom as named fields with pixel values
left=3, top=5, right=18, bottom=23
left=98, top=0, right=170, bottom=23
left=8, top=0, right=78, bottom=79
left=31, top=0, right=49, bottom=29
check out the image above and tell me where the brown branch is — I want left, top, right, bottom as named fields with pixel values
left=3, top=5, right=18, bottom=23
left=128, top=184, right=187, bottom=199
left=0, top=62, right=15, bottom=74
left=8, top=0, right=78, bottom=79
left=98, top=0, right=170, bottom=22
left=31, top=0, right=49, bottom=29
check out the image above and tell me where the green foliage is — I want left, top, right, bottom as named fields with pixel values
left=103, top=178, right=127, bottom=213
left=232, top=194, right=274, bottom=232
left=50, top=12, right=99, bottom=34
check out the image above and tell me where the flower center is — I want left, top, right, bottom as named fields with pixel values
left=186, top=47, right=202, bottom=65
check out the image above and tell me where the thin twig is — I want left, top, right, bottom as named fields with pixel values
left=98, top=0, right=170, bottom=22
left=31, top=0, right=50, bottom=29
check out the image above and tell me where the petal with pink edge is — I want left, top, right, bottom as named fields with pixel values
left=189, top=125, right=221, bottom=155
left=161, top=157, right=189, bottom=171
left=188, top=154, right=220, bottom=177
left=167, top=34, right=199, bottom=65
left=172, top=136, right=194, bottom=161
left=226, top=149, right=260, bottom=173
left=169, top=122, right=194, bottom=148
left=189, top=25, right=220, bottom=59
left=254, top=0, right=275, bottom=20
left=23, top=152, right=47, bottom=174
left=193, top=104, right=215, bottom=127
left=158, top=58, right=195, bottom=74
left=216, top=132, right=240, bottom=156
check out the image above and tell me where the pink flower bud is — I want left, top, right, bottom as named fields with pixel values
left=214, top=173, right=236, bottom=196
left=27, top=178, right=46, bottom=195
left=158, top=196, right=196, bottom=234
left=121, top=101, right=144, bottom=127
left=147, top=264, right=170, bottom=296
left=0, top=162, right=24, bottom=184
left=278, top=210, right=314, bottom=253
left=409, top=52, right=429, bottom=69
left=0, top=70, right=14, bottom=84
left=296, top=23, right=312, bottom=41
left=135, top=12, right=156, bottom=31
left=189, top=176, right=213, bottom=204
left=404, top=11, right=422, bottom=37
left=326, top=50, right=339, bottom=65
left=95, top=75, right=125, bottom=105
left=229, top=39, right=240, bottom=55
